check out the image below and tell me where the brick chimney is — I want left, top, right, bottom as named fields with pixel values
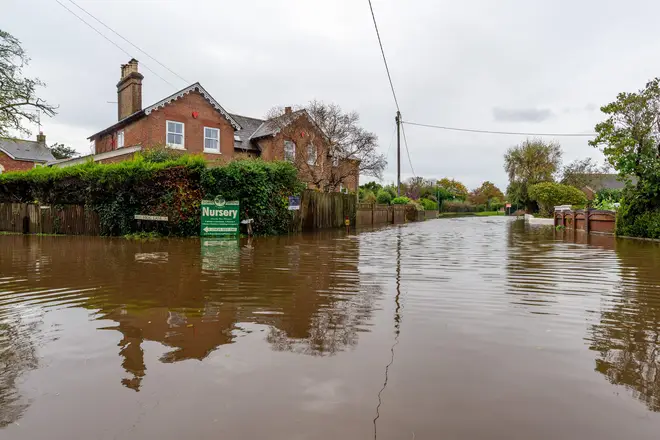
left=117, top=59, right=144, bottom=120
left=284, top=106, right=292, bottom=115
left=36, top=132, right=46, bottom=144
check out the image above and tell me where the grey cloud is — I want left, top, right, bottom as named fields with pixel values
left=492, top=107, right=554, bottom=123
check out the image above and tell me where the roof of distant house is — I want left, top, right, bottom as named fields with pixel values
left=581, top=173, right=636, bottom=191
left=230, top=114, right=265, bottom=151
left=0, top=138, right=55, bottom=162
left=249, top=110, right=307, bottom=140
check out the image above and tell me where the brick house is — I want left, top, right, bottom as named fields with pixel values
left=0, top=133, right=55, bottom=174
left=56, top=59, right=358, bottom=192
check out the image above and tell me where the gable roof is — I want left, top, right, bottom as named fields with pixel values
left=0, top=138, right=55, bottom=162
left=88, top=82, right=241, bottom=139
left=581, top=173, right=636, bottom=191
left=249, top=110, right=308, bottom=140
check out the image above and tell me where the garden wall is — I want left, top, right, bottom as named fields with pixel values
left=554, top=209, right=616, bottom=234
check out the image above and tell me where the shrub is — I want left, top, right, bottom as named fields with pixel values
left=441, top=201, right=478, bottom=212
left=359, top=189, right=376, bottom=204
left=615, top=197, right=660, bottom=239
left=391, top=196, right=411, bottom=205
left=376, top=190, right=392, bottom=205
left=0, top=157, right=304, bottom=236
left=528, top=182, right=587, bottom=217
left=420, top=198, right=438, bottom=210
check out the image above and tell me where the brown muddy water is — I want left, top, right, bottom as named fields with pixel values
left=1, top=217, right=660, bottom=439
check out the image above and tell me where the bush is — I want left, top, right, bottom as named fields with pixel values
left=0, top=157, right=304, bottom=236
left=615, top=197, right=660, bottom=239
left=359, top=188, right=376, bottom=204
left=528, top=182, right=587, bottom=217
left=376, top=190, right=392, bottom=205
left=441, top=201, right=478, bottom=212
left=391, top=196, right=411, bottom=205
left=420, top=198, right=438, bottom=210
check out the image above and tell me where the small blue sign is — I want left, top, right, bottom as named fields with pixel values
left=288, top=196, right=301, bottom=211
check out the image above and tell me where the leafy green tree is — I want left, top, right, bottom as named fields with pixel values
left=360, top=181, right=382, bottom=193
left=376, top=190, right=392, bottom=205
left=49, top=143, right=78, bottom=160
left=528, top=182, right=587, bottom=217
left=504, top=138, right=562, bottom=211
left=0, top=30, right=56, bottom=137
left=437, top=178, right=468, bottom=200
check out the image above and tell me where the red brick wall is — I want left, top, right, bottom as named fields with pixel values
left=0, top=151, right=36, bottom=172
left=93, top=91, right=236, bottom=160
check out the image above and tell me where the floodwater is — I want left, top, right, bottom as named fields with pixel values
left=1, top=218, right=660, bottom=439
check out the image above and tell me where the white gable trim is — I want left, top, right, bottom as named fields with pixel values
left=0, top=147, right=16, bottom=160
left=144, top=82, right=242, bottom=130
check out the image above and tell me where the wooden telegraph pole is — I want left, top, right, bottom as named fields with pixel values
left=396, top=111, right=401, bottom=196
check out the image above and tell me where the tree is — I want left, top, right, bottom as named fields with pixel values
left=0, top=30, right=56, bottom=137
left=503, top=138, right=562, bottom=211
left=589, top=78, right=660, bottom=183
left=468, top=181, right=505, bottom=207
left=266, top=101, right=386, bottom=192
left=49, top=143, right=78, bottom=160
left=404, top=176, right=435, bottom=200
left=528, top=182, right=587, bottom=217
left=360, top=181, right=382, bottom=193
left=561, top=157, right=611, bottom=189
left=437, top=178, right=468, bottom=200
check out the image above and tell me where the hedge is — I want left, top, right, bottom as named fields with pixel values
left=0, top=155, right=304, bottom=236
left=528, top=182, right=587, bottom=217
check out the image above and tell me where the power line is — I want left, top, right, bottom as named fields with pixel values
left=385, top=124, right=396, bottom=159
left=67, top=0, right=189, bottom=85
left=400, top=122, right=416, bottom=177
left=402, top=120, right=597, bottom=137
left=54, top=0, right=178, bottom=89
left=367, top=0, right=400, bottom=112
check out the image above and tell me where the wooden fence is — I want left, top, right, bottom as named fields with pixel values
left=291, top=190, right=357, bottom=232
left=554, top=208, right=616, bottom=234
left=354, top=203, right=436, bottom=227
left=0, top=203, right=101, bottom=235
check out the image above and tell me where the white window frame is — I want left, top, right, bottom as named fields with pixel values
left=307, top=144, right=317, bottom=166
left=166, top=120, right=185, bottom=149
left=204, top=127, right=221, bottom=153
left=117, top=130, right=125, bottom=149
left=0, top=164, right=4, bottom=175
left=284, top=141, right=296, bottom=162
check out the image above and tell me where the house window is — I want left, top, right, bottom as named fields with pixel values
left=307, top=144, right=317, bottom=165
left=117, top=130, right=125, bottom=149
left=284, top=141, right=296, bottom=162
left=0, top=165, right=4, bottom=175
left=339, top=183, right=343, bottom=193
left=166, top=121, right=185, bottom=148
left=204, top=127, right=220, bottom=152
left=332, top=156, right=339, bottom=167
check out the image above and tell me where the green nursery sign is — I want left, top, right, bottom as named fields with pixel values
left=200, top=198, right=240, bottom=236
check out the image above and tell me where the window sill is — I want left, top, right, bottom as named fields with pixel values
left=166, top=145, right=186, bottom=150
left=204, top=150, right=222, bottom=155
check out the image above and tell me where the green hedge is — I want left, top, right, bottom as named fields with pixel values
left=391, top=196, right=411, bottom=205
left=419, top=198, right=438, bottom=210
left=528, top=182, right=587, bottom=217
left=616, top=197, right=660, bottom=239
left=0, top=156, right=304, bottom=236
left=376, top=190, right=392, bottom=205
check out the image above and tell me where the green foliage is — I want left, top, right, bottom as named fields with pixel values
left=616, top=199, right=660, bottom=239
left=489, top=198, right=505, bottom=211
left=376, top=190, right=392, bottom=205
left=561, top=158, right=610, bottom=188
left=593, top=188, right=623, bottom=211
left=468, top=181, right=505, bottom=206
left=359, top=189, right=376, bottom=204
left=0, top=157, right=303, bottom=236
left=441, top=201, right=478, bottom=213
left=360, top=181, right=382, bottom=193
left=419, top=198, right=438, bottom=210
left=49, top=143, right=78, bottom=160
left=437, top=178, right=468, bottom=200
left=504, top=138, right=562, bottom=211
left=528, top=182, right=587, bottom=217
left=391, top=196, right=411, bottom=205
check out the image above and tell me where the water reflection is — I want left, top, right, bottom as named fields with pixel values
left=589, top=239, right=660, bottom=412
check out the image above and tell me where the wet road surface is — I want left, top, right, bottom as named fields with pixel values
left=1, top=217, right=660, bottom=439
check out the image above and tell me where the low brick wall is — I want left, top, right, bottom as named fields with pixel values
left=554, top=209, right=616, bottom=234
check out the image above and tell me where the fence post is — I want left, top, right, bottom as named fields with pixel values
left=585, top=208, right=590, bottom=234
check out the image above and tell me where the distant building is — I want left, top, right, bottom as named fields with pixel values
left=53, top=59, right=358, bottom=192
left=579, top=174, right=635, bottom=199
left=0, top=133, right=55, bottom=173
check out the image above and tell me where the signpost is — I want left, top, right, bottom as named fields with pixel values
left=200, top=198, right=240, bottom=236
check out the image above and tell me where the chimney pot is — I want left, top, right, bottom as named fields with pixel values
left=36, top=132, right=46, bottom=144
left=117, top=59, right=144, bottom=120
left=284, top=106, right=292, bottom=115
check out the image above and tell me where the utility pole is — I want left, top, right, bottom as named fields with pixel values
left=396, top=111, right=401, bottom=196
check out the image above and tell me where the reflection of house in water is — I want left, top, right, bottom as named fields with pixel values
left=43, top=232, right=380, bottom=391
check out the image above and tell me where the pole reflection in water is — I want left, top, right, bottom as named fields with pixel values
left=373, top=227, right=402, bottom=439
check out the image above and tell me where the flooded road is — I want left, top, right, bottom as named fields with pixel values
left=1, top=217, right=660, bottom=439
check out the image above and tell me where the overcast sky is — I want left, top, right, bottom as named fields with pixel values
left=5, top=0, right=660, bottom=190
